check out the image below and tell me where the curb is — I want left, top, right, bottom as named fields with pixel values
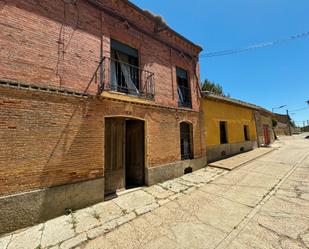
left=209, top=148, right=277, bottom=171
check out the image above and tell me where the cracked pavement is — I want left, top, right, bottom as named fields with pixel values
left=1, top=133, right=308, bottom=249
left=0, top=158, right=226, bottom=249
left=81, top=134, right=309, bottom=249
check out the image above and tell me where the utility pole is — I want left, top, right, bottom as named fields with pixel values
left=287, top=109, right=292, bottom=136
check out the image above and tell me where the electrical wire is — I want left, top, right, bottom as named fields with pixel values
left=290, top=107, right=309, bottom=112
left=200, top=31, right=309, bottom=58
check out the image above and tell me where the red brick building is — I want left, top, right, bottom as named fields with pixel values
left=0, top=0, right=204, bottom=233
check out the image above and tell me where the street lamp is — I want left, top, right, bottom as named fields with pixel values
left=272, top=105, right=287, bottom=113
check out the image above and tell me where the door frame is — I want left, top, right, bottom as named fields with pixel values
left=125, top=119, right=145, bottom=187
left=263, top=124, right=270, bottom=145
left=103, top=115, right=147, bottom=193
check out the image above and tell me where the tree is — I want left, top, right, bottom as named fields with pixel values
left=202, top=79, right=223, bottom=95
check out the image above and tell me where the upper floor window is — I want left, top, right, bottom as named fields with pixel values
left=109, top=39, right=154, bottom=99
left=220, top=121, right=228, bottom=144
left=110, top=39, right=139, bottom=94
left=177, top=67, right=192, bottom=108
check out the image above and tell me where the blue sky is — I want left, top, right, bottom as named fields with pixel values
left=131, top=0, right=309, bottom=126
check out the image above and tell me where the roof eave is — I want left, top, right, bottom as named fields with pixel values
left=202, top=92, right=260, bottom=111
left=124, top=0, right=203, bottom=52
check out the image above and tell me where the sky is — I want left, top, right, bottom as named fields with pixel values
left=131, top=0, right=309, bottom=127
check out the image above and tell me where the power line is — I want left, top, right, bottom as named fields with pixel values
left=290, top=107, right=309, bottom=112
left=200, top=31, right=309, bottom=58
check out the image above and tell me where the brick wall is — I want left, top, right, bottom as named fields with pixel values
left=0, top=0, right=203, bottom=197
left=0, top=0, right=101, bottom=94
left=0, top=86, right=202, bottom=196
left=0, top=86, right=103, bottom=196
left=0, top=0, right=201, bottom=110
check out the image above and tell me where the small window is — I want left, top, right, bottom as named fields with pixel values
left=244, top=125, right=250, bottom=141
left=220, top=121, right=228, bottom=144
left=177, top=67, right=191, bottom=108
left=180, top=122, right=193, bottom=160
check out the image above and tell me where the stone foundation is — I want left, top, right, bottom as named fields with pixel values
left=0, top=178, right=104, bottom=235
left=146, top=156, right=207, bottom=186
left=206, top=141, right=257, bottom=163
left=0, top=155, right=210, bottom=235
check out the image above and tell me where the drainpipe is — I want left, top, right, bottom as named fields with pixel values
left=254, top=111, right=261, bottom=148
left=99, top=12, right=104, bottom=93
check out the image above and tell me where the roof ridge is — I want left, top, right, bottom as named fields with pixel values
left=202, top=91, right=273, bottom=114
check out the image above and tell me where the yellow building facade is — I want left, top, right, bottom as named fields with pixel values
left=202, top=94, right=258, bottom=162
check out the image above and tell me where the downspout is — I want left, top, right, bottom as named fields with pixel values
left=170, top=48, right=175, bottom=100
left=99, top=11, right=104, bottom=94
left=254, top=110, right=261, bottom=148
left=193, top=57, right=203, bottom=112
left=193, top=57, right=202, bottom=99
left=193, top=57, right=206, bottom=160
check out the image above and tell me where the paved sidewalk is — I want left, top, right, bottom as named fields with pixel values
left=80, top=134, right=309, bottom=249
left=0, top=167, right=227, bottom=249
left=209, top=147, right=275, bottom=170
left=2, top=135, right=308, bottom=249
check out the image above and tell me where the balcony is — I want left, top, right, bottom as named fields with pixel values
left=102, top=57, right=155, bottom=100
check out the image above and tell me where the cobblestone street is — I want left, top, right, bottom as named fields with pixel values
left=1, top=134, right=309, bottom=249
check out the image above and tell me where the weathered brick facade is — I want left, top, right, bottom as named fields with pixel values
left=0, top=0, right=204, bottom=233
left=0, top=0, right=201, bottom=108
left=0, top=86, right=203, bottom=196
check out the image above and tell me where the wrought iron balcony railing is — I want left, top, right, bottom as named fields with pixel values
left=101, top=57, right=155, bottom=99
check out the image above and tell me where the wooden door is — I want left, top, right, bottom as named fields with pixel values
left=104, top=118, right=125, bottom=196
left=263, top=125, right=270, bottom=145
left=125, top=120, right=145, bottom=188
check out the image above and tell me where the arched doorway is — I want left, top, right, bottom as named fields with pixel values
left=104, top=117, right=145, bottom=197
